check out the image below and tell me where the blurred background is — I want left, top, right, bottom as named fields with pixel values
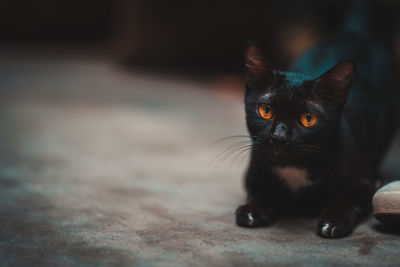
left=2, top=1, right=400, bottom=265
left=1, top=0, right=399, bottom=71
left=1, top=0, right=399, bottom=103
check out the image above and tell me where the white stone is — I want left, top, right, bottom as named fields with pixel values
left=373, top=181, right=400, bottom=216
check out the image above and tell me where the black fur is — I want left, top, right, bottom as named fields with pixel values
left=236, top=0, right=398, bottom=238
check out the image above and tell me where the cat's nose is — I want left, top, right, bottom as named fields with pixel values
left=271, top=123, right=289, bottom=143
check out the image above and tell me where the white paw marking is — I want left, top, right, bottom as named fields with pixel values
left=274, top=166, right=311, bottom=191
left=248, top=213, right=254, bottom=226
left=321, top=223, right=330, bottom=237
left=331, top=226, right=337, bottom=237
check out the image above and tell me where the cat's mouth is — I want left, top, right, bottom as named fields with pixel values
left=261, top=140, right=295, bottom=161
left=270, top=145, right=292, bottom=158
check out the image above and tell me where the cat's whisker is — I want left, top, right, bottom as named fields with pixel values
left=208, top=141, right=254, bottom=168
left=295, top=144, right=334, bottom=160
left=212, top=135, right=253, bottom=145
left=229, top=145, right=253, bottom=166
left=239, top=149, right=251, bottom=166
left=228, top=145, right=254, bottom=176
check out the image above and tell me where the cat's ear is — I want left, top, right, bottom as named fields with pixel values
left=314, top=60, right=356, bottom=103
left=244, top=42, right=273, bottom=88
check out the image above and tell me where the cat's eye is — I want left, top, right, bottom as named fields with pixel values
left=258, top=103, right=273, bottom=119
left=300, top=112, right=318, bottom=127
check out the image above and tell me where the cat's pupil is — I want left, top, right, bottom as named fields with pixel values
left=265, top=105, right=271, bottom=113
left=306, top=113, right=312, bottom=122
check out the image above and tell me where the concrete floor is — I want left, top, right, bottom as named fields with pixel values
left=0, top=51, right=400, bottom=266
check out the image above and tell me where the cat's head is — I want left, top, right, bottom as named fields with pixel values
left=244, top=43, right=355, bottom=163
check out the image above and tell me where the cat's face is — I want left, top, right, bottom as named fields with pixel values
left=244, top=43, right=355, bottom=162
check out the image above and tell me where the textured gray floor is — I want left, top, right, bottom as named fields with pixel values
left=1, top=51, right=400, bottom=266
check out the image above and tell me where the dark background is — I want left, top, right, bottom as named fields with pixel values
left=1, top=0, right=399, bottom=72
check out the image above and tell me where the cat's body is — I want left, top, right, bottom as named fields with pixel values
left=236, top=0, right=398, bottom=238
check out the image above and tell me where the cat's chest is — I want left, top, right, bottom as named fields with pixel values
left=274, top=166, right=312, bottom=192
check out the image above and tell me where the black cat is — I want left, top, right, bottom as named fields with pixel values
left=235, top=0, right=399, bottom=238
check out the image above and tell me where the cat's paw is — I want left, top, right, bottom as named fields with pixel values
left=235, top=204, right=274, bottom=228
left=317, top=216, right=355, bottom=238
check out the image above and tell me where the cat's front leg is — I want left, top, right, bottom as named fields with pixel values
left=317, top=181, right=373, bottom=238
left=236, top=164, right=280, bottom=228
left=236, top=197, right=277, bottom=227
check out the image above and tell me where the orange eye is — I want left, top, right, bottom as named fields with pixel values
left=300, top=112, right=318, bottom=127
left=258, top=103, right=273, bottom=119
